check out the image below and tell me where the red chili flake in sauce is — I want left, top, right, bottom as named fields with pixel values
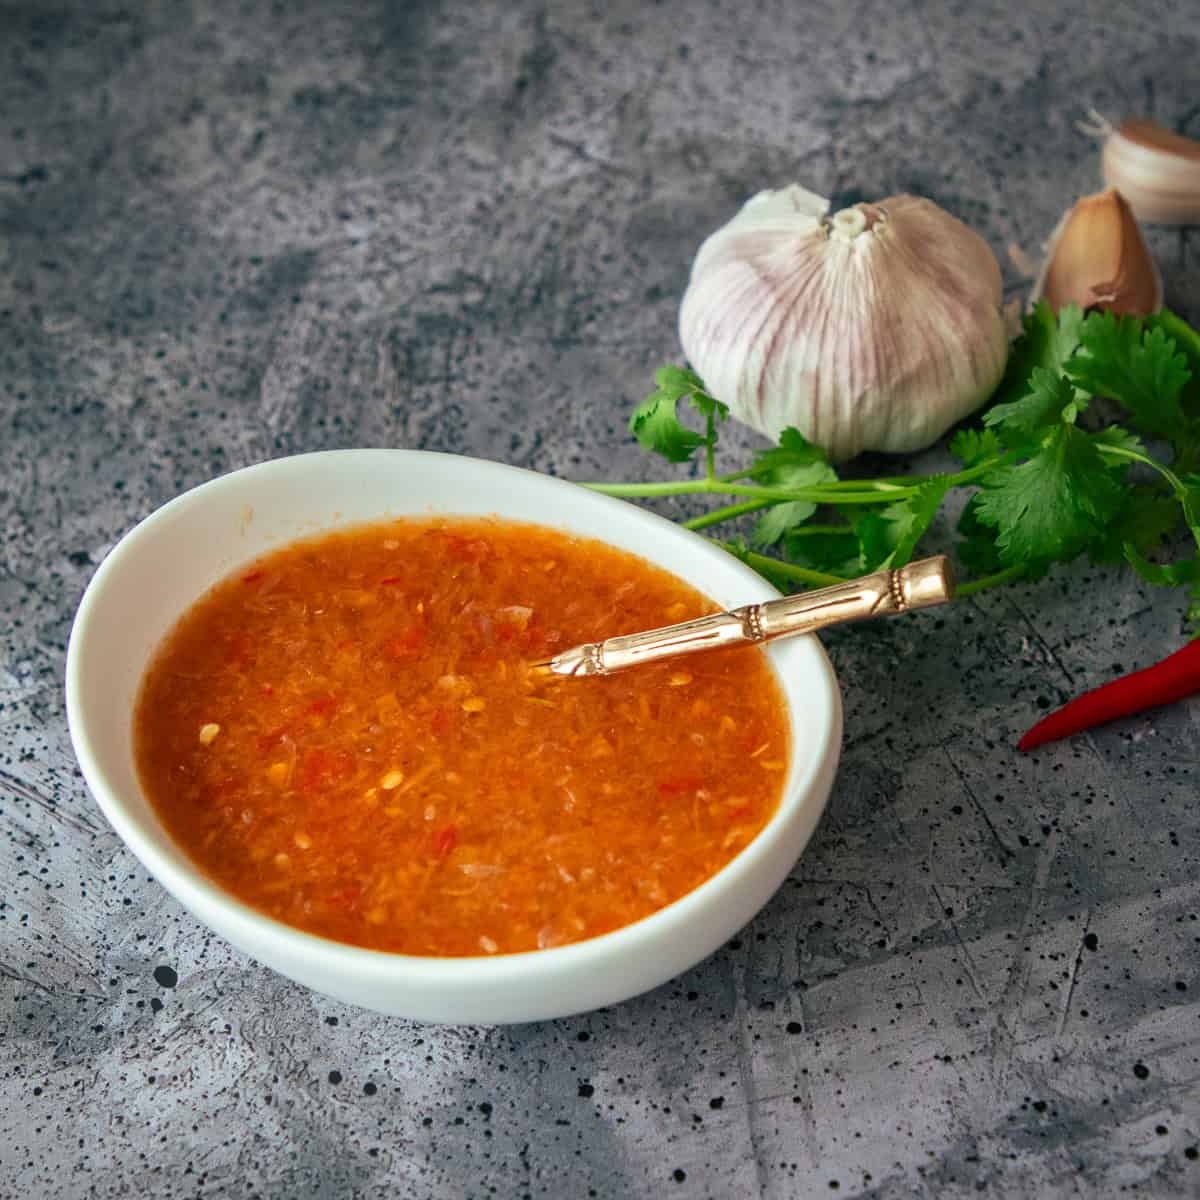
left=257, top=724, right=290, bottom=752
left=383, top=627, right=426, bottom=657
left=299, top=749, right=351, bottom=794
left=658, top=775, right=705, bottom=797
left=305, top=693, right=338, bottom=719
left=431, top=827, right=458, bottom=857
left=134, top=517, right=790, bottom=956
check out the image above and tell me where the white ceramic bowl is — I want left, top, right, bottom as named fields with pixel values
left=66, top=450, right=842, bottom=1023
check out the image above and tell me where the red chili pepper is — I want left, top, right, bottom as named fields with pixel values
left=242, top=570, right=263, bottom=584
left=1019, top=639, right=1200, bottom=751
left=379, top=577, right=404, bottom=587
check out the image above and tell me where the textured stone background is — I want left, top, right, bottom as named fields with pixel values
left=3, top=1, right=1200, bottom=1196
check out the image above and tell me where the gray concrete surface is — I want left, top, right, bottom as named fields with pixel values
left=3, top=1, right=1200, bottom=1196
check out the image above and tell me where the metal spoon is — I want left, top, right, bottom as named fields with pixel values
left=532, top=555, right=955, bottom=678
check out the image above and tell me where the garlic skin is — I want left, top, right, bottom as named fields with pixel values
left=678, top=186, right=1009, bottom=462
left=1030, top=187, right=1162, bottom=317
left=1097, top=116, right=1200, bottom=226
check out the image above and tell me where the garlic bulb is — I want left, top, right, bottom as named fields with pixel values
left=1088, top=113, right=1200, bottom=226
left=1029, top=187, right=1162, bottom=316
left=678, top=186, right=1009, bottom=462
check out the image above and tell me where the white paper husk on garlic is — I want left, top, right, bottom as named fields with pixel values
left=678, top=186, right=1010, bottom=462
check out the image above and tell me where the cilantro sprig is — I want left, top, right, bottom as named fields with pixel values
left=586, top=305, right=1200, bottom=616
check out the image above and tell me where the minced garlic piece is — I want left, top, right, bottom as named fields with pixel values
left=293, top=831, right=312, bottom=850
left=198, top=723, right=220, bottom=746
left=380, top=769, right=404, bottom=790
left=462, top=696, right=486, bottom=713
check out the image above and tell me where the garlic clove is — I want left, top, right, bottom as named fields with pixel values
left=1100, top=117, right=1200, bottom=226
left=678, top=189, right=1009, bottom=462
left=1030, top=187, right=1162, bottom=317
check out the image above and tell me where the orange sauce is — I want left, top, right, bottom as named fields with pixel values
left=135, top=518, right=790, bottom=955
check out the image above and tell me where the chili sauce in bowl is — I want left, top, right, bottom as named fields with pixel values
left=67, top=450, right=841, bottom=1021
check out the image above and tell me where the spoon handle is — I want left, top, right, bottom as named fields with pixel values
left=537, top=555, right=955, bottom=677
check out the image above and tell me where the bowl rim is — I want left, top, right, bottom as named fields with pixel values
left=65, top=448, right=841, bottom=991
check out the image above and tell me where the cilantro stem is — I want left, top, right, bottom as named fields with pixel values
left=592, top=455, right=1004, bottom=502
left=1098, top=443, right=1189, bottom=493
left=1097, top=443, right=1200, bottom=552
left=955, top=564, right=1027, bottom=597
left=716, top=544, right=845, bottom=588
left=782, top=524, right=855, bottom=537
left=717, top=470, right=927, bottom=490
left=683, top=500, right=771, bottom=531
left=584, top=480, right=919, bottom=505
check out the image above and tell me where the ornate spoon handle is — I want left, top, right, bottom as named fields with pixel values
left=535, top=556, right=955, bottom=678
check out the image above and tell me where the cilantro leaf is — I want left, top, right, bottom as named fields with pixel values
left=751, top=500, right=818, bottom=548
left=974, top=425, right=1124, bottom=564
left=747, top=427, right=832, bottom=477
left=651, top=365, right=708, bottom=406
left=629, top=366, right=729, bottom=464
left=890, top=478, right=951, bottom=565
left=746, top=429, right=838, bottom=547
left=991, top=302, right=1085, bottom=408
left=629, top=388, right=705, bottom=463
left=1067, top=312, right=1192, bottom=441
left=983, top=367, right=1080, bottom=447
left=1145, top=309, right=1200, bottom=421
left=1088, top=488, right=1181, bottom=566
left=855, top=507, right=909, bottom=572
left=855, top=477, right=951, bottom=571
left=1091, top=425, right=1147, bottom=456
left=1122, top=545, right=1200, bottom=594
left=949, top=427, right=1001, bottom=469
left=956, top=496, right=1005, bottom=576
left=782, top=526, right=860, bottom=576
